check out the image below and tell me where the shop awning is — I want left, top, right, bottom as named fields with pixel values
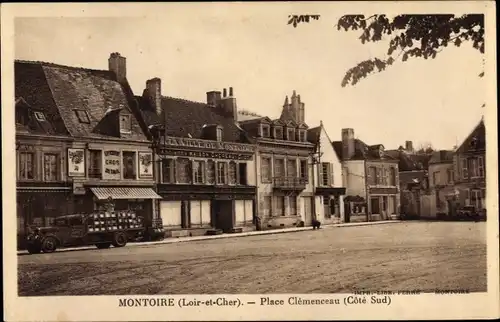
left=90, top=187, right=162, bottom=200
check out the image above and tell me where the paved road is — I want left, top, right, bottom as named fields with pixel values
left=18, top=221, right=487, bottom=295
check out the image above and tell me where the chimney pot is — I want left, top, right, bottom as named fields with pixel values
left=229, top=87, right=233, bottom=97
left=223, top=88, right=227, bottom=97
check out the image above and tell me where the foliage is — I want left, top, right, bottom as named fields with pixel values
left=288, top=14, right=485, bottom=87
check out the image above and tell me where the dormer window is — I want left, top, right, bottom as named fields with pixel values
left=470, top=136, right=478, bottom=149
left=216, top=126, right=223, bottom=141
left=120, top=114, right=132, bottom=133
left=34, top=112, right=46, bottom=122
left=274, top=126, right=283, bottom=140
left=75, top=110, right=90, bottom=124
left=298, top=130, right=306, bottom=142
left=261, top=124, right=270, bottom=138
left=287, top=128, right=296, bottom=141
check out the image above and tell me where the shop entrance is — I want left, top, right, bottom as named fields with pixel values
left=212, top=200, right=234, bottom=232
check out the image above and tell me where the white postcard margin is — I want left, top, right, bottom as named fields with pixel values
left=2, top=2, right=499, bottom=321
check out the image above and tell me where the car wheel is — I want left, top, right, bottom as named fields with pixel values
left=95, top=243, right=111, bottom=249
left=41, top=237, right=58, bottom=253
left=112, top=232, right=127, bottom=248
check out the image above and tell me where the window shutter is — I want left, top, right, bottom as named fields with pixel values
left=329, top=163, right=334, bottom=186
left=318, top=164, right=323, bottom=186
left=173, top=159, right=178, bottom=183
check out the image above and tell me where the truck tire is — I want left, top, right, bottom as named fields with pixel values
left=41, top=236, right=58, bottom=253
left=95, top=243, right=111, bottom=249
left=112, top=232, right=127, bottom=248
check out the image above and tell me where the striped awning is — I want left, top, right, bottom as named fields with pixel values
left=90, top=187, right=162, bottom=200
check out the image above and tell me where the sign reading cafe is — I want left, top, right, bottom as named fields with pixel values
left=139, top=152, right=153, bottom=178
left=103, top=150, right=121, bottom=180
left=68, top=148, right=85, bottom=176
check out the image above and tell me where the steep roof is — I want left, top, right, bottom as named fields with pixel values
left=137, top=95, right=248, bottom=143
left=332, top=138, right=397, bottom=161
left=456, top=119, right=485, bottom=154
left=15, top=60, right=148, bottom=141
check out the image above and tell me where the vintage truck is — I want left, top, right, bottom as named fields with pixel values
left=25, top=210, right=146, bottom=254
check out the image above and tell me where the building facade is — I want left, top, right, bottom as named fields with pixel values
left=452, top=119, right=486, bottom=212
left=332, top=128, right=400, bottom=222
left=138, top=81, right=257, bottom=237
left=425, top=150, right=455, bottom=218
left=238, top=91, right=317, bottom=229
left=15, top=54, right=159, bottom=248
left=307, top=121, right=346, bottom=224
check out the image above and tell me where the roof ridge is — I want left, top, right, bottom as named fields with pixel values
left=15, top=59, right=110, bottom=74
left=162, top=95, right=208, bottom=106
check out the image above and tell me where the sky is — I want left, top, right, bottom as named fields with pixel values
left=13, top=4, right=487, bottom=150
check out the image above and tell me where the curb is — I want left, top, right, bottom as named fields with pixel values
left=17, top=220, right=402, bottom=256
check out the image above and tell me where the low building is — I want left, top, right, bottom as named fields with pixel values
left=332, top=129, right=400, bottom=222
left=452, top=118, right=486, bottom=212
left=425, top=150, right=456, bottom=218
left=307, top=121, right=346, bottom=224
left=15, top=53, right=159, bottom=247
left=137, top=81, right=257, bottom=236
left=238, top=91, right=316, bottom=229
left=386, top=144, right=432, bottom=219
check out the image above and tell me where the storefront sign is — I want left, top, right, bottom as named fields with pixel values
left=68, top=148, right=85, bottom=177
left=164, top=137, right=255, bottom=153
left=72, top=182, right=86, bottom=195
left=160, top=149, right=253, bottom=161
left=103, top=150, right=121, bottom=180
left=138, top=152, right=153, bottom=178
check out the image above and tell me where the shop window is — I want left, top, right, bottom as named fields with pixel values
left=43, top=153, right=59, bottom=181
left=176, top=158, right=191, bottom=184
left=162, top=159, right=175, bottom=183
left=122, top=151, right=137, bottom=179
left=206, top=160, right=215, bottom=184
left=19, top=152, right=34, bottom=180
left=228, top=162, right=237, bottom=185
left=238, top=163, right=248, bottom=185
left=193, top=160, right=205, bottom=184
left=216, top=162, right=227, bottom=185
left=88, top=150, right=102, bottom=179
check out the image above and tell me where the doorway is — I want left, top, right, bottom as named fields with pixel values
left=212, top=200, right=234, bottom=232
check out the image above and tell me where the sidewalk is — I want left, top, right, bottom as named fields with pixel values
left=17, top=220, right=401, bottom=255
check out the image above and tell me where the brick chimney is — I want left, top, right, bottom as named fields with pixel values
left=341, top=128, right=355, bottom=160
left=220, top=87, right=238, bottom=122
left=405, top=140, right=414, bottom=153
left=108, top=52, right=127, bottom=83
left=145, top=78, right=162, bottom=116
left=206, top=91, right=222, bottom=107
left=439, top=150, right=447, bottom=162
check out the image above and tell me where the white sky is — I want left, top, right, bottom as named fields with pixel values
left=14, top=4, right=487, bottom=150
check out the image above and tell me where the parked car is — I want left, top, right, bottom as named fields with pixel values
left=455, top=206, right=486, bottom=221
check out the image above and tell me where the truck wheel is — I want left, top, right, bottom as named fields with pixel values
left=112, top=232, right=127, bottom=248
left=95, top=243, right=111, bottom=249
left=41, top=237, right=57, bottom=253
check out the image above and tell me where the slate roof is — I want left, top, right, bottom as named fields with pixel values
left=332, top=139, right=397, bottom=161
left=429, top=150, right=454, bottom=164
left=136, top=95, right=249, bottom=143
left=15, top=60, right=148, bottom=141
left=307, top=126, right=321, bottom=144
left=385, top=149, right=432, bottom=171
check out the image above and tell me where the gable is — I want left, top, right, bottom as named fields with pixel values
left=456, top=120, right=485, bottom=154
